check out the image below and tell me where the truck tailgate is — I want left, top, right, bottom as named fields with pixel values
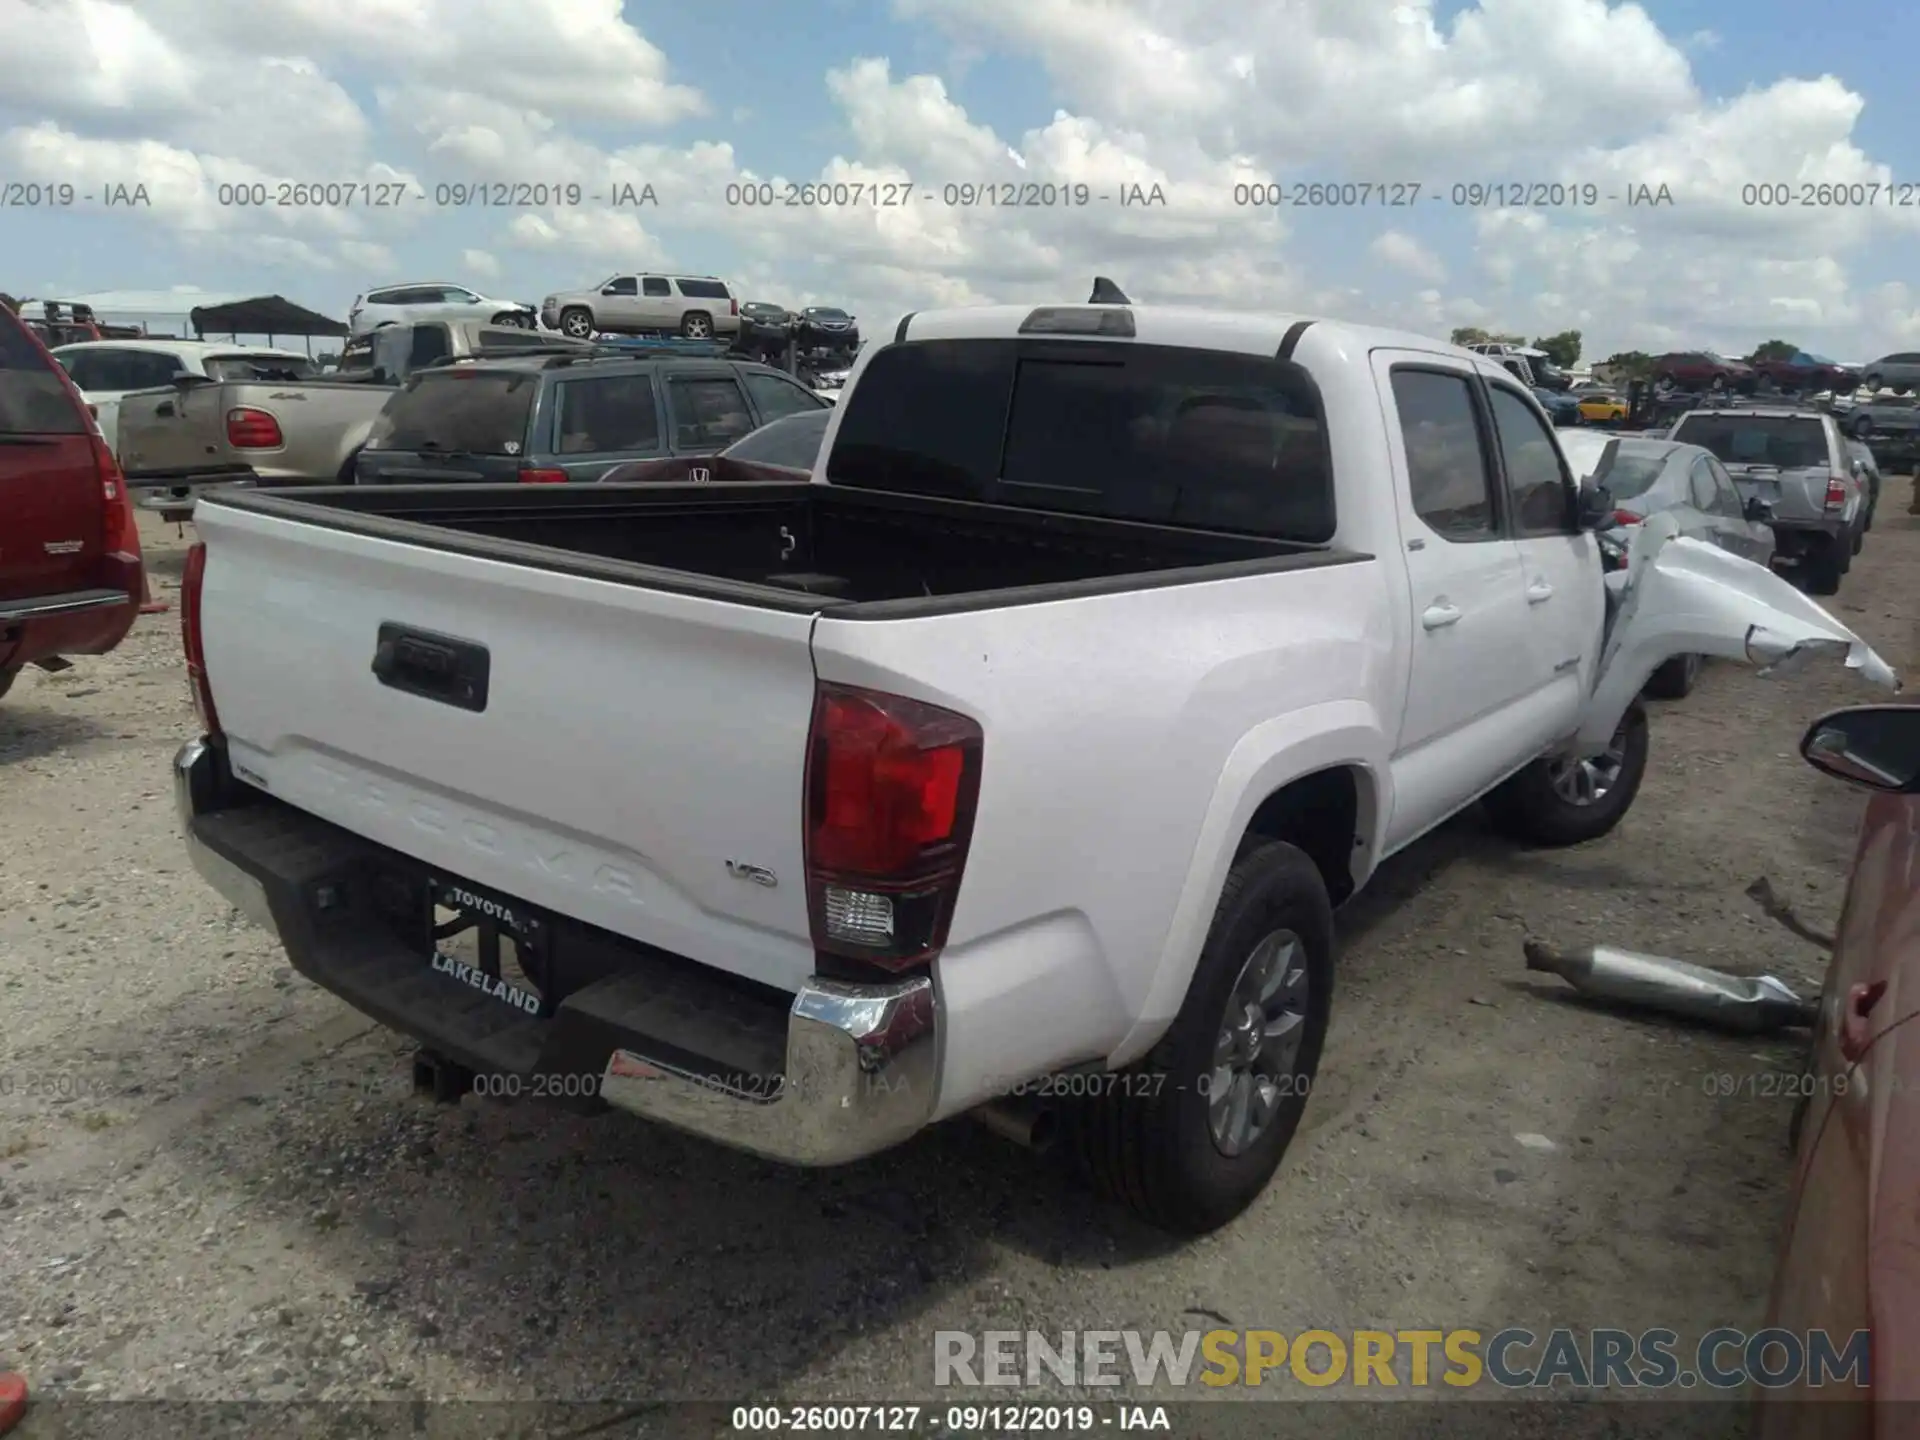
left=193, top=501, right=822, bottom=993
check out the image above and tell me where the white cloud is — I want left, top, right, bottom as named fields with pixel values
left=4, top=0, right=1916, bottom=360
left=1370, top=230, right=1446, bottom=283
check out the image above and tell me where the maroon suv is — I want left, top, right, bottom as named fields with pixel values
left=1650, top=350, right=1757, bottom=393
left=0, top=303, right=145, bottom=702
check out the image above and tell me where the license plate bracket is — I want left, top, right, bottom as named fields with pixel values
left=421, top=876, right=553, bottom=1017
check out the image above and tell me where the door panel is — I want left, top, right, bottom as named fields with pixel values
left=1373, top=354, right=1538, bottom=849
left=640, top=277, right=675, bottom=329
left=1481, top=375, right=1600, bottom=736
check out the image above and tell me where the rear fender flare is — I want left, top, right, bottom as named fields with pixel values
left=1108, top=701, right=1391, bottom=1068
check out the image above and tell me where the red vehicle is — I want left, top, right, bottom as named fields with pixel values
left=1651, top=350, right=1757, bottom=393
left=1751, top=351, right=1861, bottom=397
left=1758, top=702, right=1920, bottom=1434
left=0, top=303, right=145, bottom=701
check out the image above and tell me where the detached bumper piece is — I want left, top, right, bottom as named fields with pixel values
left=173, top=737, right=939, bottom=1165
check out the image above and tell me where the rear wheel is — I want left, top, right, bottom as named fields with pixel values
left=1072, top=841, right=1333, bottom=1235
left=1644, top=652, right=1701, bottom=700
left=680, top=312, right=714, bottom=339
left=558, top=307, right=594, bottom=339
left=489, top=311, right=530, bottom=328
left=1804, top=539, right=1845, bottom=595
left=1483, top=703, right=1650, bottom=847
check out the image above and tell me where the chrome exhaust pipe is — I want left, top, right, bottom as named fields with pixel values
left=1524, top=940, right=1817, bottom=1034
left=975, top=1098, right=1058, bottom=1153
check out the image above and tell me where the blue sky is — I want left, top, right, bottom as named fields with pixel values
left=4, top=0, right=1915, bottom=363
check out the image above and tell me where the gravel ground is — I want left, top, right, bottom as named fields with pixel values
left=1, top=490, right=1915, bottom=1435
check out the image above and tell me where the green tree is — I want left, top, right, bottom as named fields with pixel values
left=1747, top=339, right=1798, bottom=363
left=1600, top=350, right=1654, bottom=379
left=1531, top=330, right=1582, bottom=368
left=1450, top=326, right=1529, bottom=349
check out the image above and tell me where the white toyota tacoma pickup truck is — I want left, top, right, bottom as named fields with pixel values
left=174, top=302, right=1897, bottom=1234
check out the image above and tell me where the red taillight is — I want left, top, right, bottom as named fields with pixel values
left=225, top=407, right=282, bottom=449
left=730, top=296, right=739, bottom=316
left=1826, top=476, right=1848, bottom=509
left=804, top=682, right=983, bottom=970
left=181, top=541, right=220, bottom=735
left=1612, top=510, right=1642, bottom=526
left=91, top=431, right=144, bottom=600
left=518, top=468, right=568, bottom=484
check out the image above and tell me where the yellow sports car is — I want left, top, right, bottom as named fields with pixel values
left=1577, top=391, right=1628, bottom=424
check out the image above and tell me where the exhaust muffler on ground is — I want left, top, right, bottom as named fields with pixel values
left=1524, top=939, right=1817, bottom=1035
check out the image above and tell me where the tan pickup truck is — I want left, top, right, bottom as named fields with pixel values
left=118, top=320, right=587, bottom=517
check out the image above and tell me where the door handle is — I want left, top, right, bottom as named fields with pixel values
left=1526, top=579, right=1555, bottom=604
left=1421, top=602, right=1462, bottom=630
left=1838, top=980, right=1886, bottom=1064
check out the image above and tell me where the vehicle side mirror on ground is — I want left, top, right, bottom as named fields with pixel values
left=1744, top=496, right=1774, bottom=522
left=1801, top=706, right=1920, bottom=793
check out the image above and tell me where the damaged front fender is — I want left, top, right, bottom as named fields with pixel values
left=1573, top=511, right=1900, bottom=753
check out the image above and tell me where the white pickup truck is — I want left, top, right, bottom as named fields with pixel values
left=173, top=303, right=1897, bottom=1235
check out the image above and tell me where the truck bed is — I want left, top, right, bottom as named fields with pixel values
left=204, top=480, right=1364, bottom=616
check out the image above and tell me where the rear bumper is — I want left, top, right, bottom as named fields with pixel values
left=172, top=737, right=940, bottom=1165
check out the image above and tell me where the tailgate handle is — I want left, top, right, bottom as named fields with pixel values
left=371, top=623, right=489, bottom=712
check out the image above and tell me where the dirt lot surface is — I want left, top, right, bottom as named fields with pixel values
left=2, top=491, right=1916, bottom=1436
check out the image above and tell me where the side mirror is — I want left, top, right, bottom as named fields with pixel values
left=1576, top=481, right=1617, bottom=531
left=1744, top=496, right=1774, bottom=522
left=602, top=286, right=620, bottom=296
left=1801, top=707, right=1920, bottom=793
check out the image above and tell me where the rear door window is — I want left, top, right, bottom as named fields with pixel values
left=667, top=375, right=754, bottom=449
left=1687, top=457, right=1719, bottom=510
left=0, top=317, right=86, bottom=434
left=368, top=370, right=537, bottom=454
left=1390, top=369, right=1496, bottom=541
left=827, top=339, right=1336, bottom=542
left=642, top=277, right=672, bottom=298
left=742, top=370, right=826, bottom=420
left=554, top=373, right=661, bottom=454
left=675, top=279, right=730, bottom=300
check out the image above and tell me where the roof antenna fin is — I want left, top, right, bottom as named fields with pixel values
left=1089, top=276, right=1130, bottom=305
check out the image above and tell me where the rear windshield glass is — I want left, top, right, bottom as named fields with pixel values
left=826, top=339, right=1336, bottom=542
left=204, top=354, right=317, bottom=382
left=1596, top=452, right=1667, bottom=499
left=1670, top=414, right=1829, bottom=469
left=369, top=370, right=537, bottom=454
left=676, top=279, right=730, bottom=300
left=0, top=314, right=87, bottom=434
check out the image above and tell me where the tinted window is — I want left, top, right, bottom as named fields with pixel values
left=204, top=354, right=317, bottom=382
left=1391, top=370, right=1494, bottom=540
left=1669, top=414, right=1830, bottom=469
left=52, top=350, right=100, bottom=388
left=642, top=277, right=672, bottom=297
left=1706, top=458, right=1744, bottom=516
left=827, top=339, right=1335, bottom=542
left=408, top=325, right=452, bottom=369
left=723, top=409, right=830, bottom=469
left=604, top=277, right=638, bottom=296
left=676, top=279, right=730, bottom=300
left=809, top=308, right=849, bottom=320
left=555, top=373, right=660, bottom=454
left=743, top=370, right=825, bottom=420
left=1599, top=452, right=1668, bottom=500
left=63, top=348, right=177, bottom=390
left=368, top=371, right=537, bottom=454
left=0, top=316, right=86, bottom=434
left=668, top=376, right=754, bottom=448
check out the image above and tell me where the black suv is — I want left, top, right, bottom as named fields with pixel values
left=354, top=347, right=830, bottom=485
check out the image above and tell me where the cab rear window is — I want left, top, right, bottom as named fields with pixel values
left=826, top=338, right=1336, bottom=542
left=0, top=312, right=87, bottom=434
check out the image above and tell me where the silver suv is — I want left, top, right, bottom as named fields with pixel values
left=540, top=275, right=741, bottom=341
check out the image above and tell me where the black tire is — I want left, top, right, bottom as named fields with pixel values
left=558, top=307, right=594, bottom=340
left=489, top=312, right=530, bottom=328
left=1804, top=539, right=1844, bottom=595
left=1483, top=701, right=1651, bottom=847
left=680, top=312, right=714, bottom=339
left=1071, top=841, right=1334, bottom=1235
left=1643, top=652, right=1701, bottom=700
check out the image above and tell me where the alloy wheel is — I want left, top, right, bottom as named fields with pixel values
left=1207, top=929, right=1311, bottom=1158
